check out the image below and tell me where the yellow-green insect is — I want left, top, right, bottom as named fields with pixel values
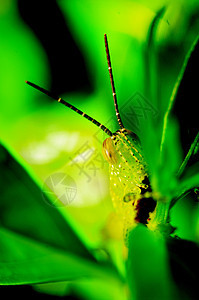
left=26, top=34, right=156, bottom=236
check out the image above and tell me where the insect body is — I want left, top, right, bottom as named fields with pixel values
left=103, top=128, right=156, bottom=235
left=26, top=34, right=156, bottom=236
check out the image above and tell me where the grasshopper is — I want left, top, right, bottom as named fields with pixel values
left=26, top=34, right=159, bottom=238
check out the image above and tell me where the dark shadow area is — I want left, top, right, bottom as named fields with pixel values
left=173, top=40, right=199, bottom=163
left=167, top=237, right=198, bottom=300
left=17, top=0, right=93, bottom=97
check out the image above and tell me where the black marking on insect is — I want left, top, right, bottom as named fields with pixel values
left=26, top=33, right=156, bottom=231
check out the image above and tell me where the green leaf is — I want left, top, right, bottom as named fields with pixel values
left=69, top=277, right=126, bottom=300
left=170, top=194, right=198, bottom=242
left=158, top=118, right=182, bottom=196
left=177, top=131, right=199, bottom=177
left=170, top=161, right=199, bottom=208
left=142, top=118, right=182, bottom=198
left=144, top=6, right=166, bottom=110
left=174, top=173, right=199, bottom=199
left=0, top=142, right=93, bottom=259
left=126, top=225, right=175, bottom=300
left=0, top=143, right=118, bottom=284
left=0, top=227, right=114, bottom=285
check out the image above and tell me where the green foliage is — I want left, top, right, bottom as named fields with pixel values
left=0, top=143, right=93, bottom=259
left=0, top=143, right=119, bottom=286
left=127, top=225, right=175, bottom=300
left=0, top=1, right=198, bottom=299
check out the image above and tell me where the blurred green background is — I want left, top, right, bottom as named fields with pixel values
left=0, top=0, right=199, bottom=299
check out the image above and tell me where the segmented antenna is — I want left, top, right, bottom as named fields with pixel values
left=26, top=81, right=112, bottom=136
left=104, top=34, right=124, bottom=129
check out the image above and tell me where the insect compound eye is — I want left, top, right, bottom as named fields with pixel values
left=102, top=138, right=117, bottom=165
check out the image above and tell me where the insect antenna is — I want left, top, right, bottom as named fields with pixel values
left=26, top=81, right=113, bottom=136
left=104, top=34, right=124, bottom=129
